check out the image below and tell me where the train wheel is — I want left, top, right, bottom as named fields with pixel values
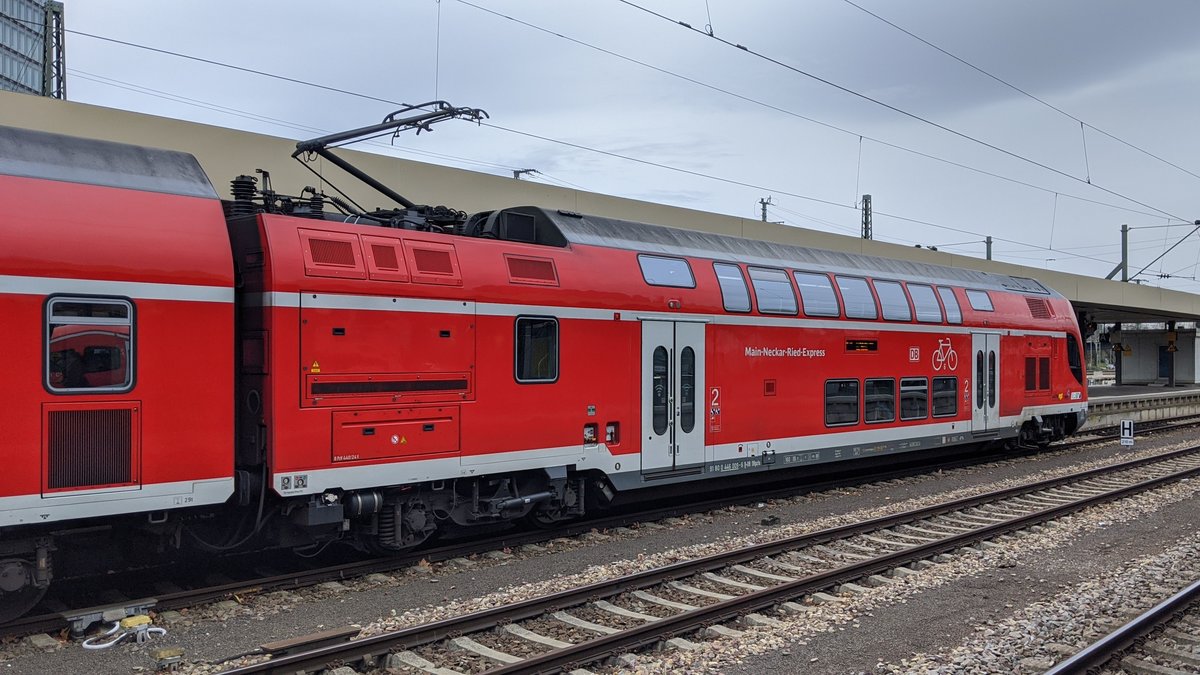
left=0, top=559, right=46, bottom=624
left=373, top=497, right=438, bottom=552
left=523, top=482, right=583, bottom=529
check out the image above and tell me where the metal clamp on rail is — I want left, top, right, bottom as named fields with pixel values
left=81, top=614, right=167, bottom=650
left=63, top=597, right=158, bottom=638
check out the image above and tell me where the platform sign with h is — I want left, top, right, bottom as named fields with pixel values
left=1120, top=419, right=1134, bottom=447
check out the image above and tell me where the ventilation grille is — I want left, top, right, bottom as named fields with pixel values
left=1026, top=297, right=1052, bottom=319
left=47, top=409, right=132, bottom=489
left=309, top=239, right=356, bottom=266
left=506, top=256, right=559, bottom=285
left=371, top=244, right=401, bottom=270
left=413, top=248, right=454, bottom=275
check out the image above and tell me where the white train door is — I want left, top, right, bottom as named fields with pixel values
left=641, top=321, right=705, bottom=474
left=972, top=333, right=1001, bottom=431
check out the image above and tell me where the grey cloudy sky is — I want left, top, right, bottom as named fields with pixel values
left=62, top=1, right=1200, bottom=290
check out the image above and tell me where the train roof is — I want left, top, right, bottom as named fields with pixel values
left=0, top=125, right=217, bottom=199
left=504, top=206, right=1057, bottom=298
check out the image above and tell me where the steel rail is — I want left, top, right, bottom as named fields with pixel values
left=8, top=413, right=1192, bottom=642
left=1045, top=578, right=1200, bottom=674
left=2, top=431, right=1079, bottom=639
left=220, top=445, right=1200, bottom=674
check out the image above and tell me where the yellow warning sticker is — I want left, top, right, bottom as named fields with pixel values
left=400, top=436, right=407, bottom=444
left=311, top=361, right=321, bottom=373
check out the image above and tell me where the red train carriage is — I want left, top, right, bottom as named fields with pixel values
left=0, top=126, right=235, bottom=616
left=0, top=115, right=1087, bottom=618
left=230, top=198, right=1087, bottom=554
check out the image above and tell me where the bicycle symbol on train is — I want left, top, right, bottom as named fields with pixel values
left=932, top=337, right=958, bottom=371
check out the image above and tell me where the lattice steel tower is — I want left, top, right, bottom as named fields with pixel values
left=1, top=0, right=66, bottom=98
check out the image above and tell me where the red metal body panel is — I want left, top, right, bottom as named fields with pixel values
left=0, top=174, right=235, bottom=508
left=707, top=325, right=974, bottom=445
left=251, top=211, right=1087, bottom=487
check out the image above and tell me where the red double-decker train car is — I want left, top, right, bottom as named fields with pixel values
left=0, top=112, right=1087, bottom=619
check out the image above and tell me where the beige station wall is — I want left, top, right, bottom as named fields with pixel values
left=3, top=91, right=1200, bottom=320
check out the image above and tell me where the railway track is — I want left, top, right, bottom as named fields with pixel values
left=1047, top=578, right=1200, bottom=674
left=215, top=444, right=1200, bottom=675
left=4, top=413, right=1195, bottom=645
left=0, top=439, right=1041, bottom=641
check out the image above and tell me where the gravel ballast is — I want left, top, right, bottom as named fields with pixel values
left=1, top=433, right=1195, bottom=674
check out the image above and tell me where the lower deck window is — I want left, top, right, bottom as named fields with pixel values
left=900, top=377, right=928, bottom=420
left=932, top=377, right=957, bottom=417
left=47, top=297, right=134, bottom=393
left=515, top=316, right=558, bottom=383
left=864, top=378, right=895, bottom=423
left=825, top=379, right=859, bottom=426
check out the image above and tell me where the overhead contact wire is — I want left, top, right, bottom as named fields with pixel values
left=838, top=0, right=1200, bottom=184
left=612, top=0, right=1190, bottom=224
left=450, top=0, right=1175, bottom=223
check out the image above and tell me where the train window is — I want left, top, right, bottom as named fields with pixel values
left=966, top=289, right=994, bottom=311
left=46, top=297, right=135, bottom=394
left=975, top=351, right=985, bottom=408
left=937, top=287, right=963, bottom=324
left=794, top=271, right=840, bottom=317
left=1022, top=355, right=1052, bottom=392
left=874, top=280, right=912, bottom=321
left=908, top=284, right=943, bottom=323
left=1067, top=335, right=1085, bottom=385
left=900, top=377, right=928, bottom=420
left=748, top=267, right=798, bottom=315
left=824, top=379, right=859, bottom=426
left=652, top=346, right=669, bottom=435
left=836, top=276, right=877, bottom=320
left=713, top=263, right=751, bottom=312
left=514, top=317, right=558, bottom=383
left=638, top=255, right=695, bottom=288
left=932, top=377, right=957, bottom=417
left=988, top=351, right=997, bottom=408
left=680, top=347, right=696, bottom=433
left=864, top=378, right=895, bottom=423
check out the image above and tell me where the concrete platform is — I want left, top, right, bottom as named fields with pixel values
left=1083, top=384, right=1200, bottom=431
left=1088, top=383, right=1200, bottom=399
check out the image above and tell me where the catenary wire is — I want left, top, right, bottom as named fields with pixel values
left=21, top=17, right=1159, bottom=272
left=35, top=10, right=1178, bottom=225
left=450, top=0, right=1178, bottom=223
left=838, top=0, right=1200, bottom=183
left=69, top=70, right=529, bottom=175
left=611, top=0, right=1191, bottom=224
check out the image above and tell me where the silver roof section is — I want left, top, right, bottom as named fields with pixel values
left=542, top=209, right=1055, bottom=297
left=0, top=125, right=218, bottom=199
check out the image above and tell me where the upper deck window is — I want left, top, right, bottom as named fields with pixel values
left=840, top=277, right=878, bottom=321
left=938, top=287, right=963, bottom=323
left=966, top=289, right=994, bottom=311
left=748, top=267, right=798, bottom=315
left=836, top=276, right=877, bottom=320
left=908, top=284, right=944, bottom=323
left=46, top=297, right=135, bottom=393
left=793, top=271, right=840, bottom=317
left=874, top=280, right=912, bottom=321
left=713, top=263, right=751, bottom=313
left=638, top=255, right=695, bottom=288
